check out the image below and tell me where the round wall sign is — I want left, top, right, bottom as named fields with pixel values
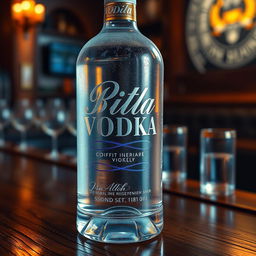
left=186, top=0, right=256, bottom=73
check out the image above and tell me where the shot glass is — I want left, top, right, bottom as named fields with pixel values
left=163, top=125, right=187, bottom=184
left=200, top=129, right=236, bottom=196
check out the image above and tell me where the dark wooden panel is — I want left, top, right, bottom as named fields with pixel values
left=163, top=0, right=256, bottom=103
left=0, top=1, right=13, bottom=73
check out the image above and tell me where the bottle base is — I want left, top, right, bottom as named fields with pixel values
left=77, top=206, right=163, bottom=244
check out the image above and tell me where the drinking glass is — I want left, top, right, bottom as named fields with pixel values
left=67, top=99, right=77, bottom=137
left=0, top=100, right=11, bottom=146
left=41, top=99, right=67, bottom=159
left=12, top=99, right=34, bottom=150
left=34, top=99, right=45, bottom=128
left=163, top=125, right=187, bottom=184
left=200, top=129, right=236, bottom=196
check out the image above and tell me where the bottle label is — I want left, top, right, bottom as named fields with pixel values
left=81, top=80, right=161, bottom=205
left=84, top=81, right=157, bottom=137
left=105, top=2, right=136, bottom=21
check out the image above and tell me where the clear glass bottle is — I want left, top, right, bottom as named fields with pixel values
left=76, top=0, right=164, bottom=243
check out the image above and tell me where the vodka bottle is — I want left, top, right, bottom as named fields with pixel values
left=76, top=0, right=164, bottom=243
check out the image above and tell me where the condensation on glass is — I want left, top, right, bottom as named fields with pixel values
left=76, top=0, right=164, bottom=243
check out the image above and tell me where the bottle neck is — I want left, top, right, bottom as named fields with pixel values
left=103, top=2, right=138, bottom=30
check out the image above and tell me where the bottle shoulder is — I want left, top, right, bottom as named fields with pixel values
left=77, top=30, right=163, bottom=65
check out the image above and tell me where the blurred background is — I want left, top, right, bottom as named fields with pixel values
left=0, top=0, right=256, bottom=192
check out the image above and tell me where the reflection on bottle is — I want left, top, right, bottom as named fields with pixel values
left=77, top=234, right=164, bottom=256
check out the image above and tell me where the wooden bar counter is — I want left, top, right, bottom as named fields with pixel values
left=0, top=152, right=255, bottom=256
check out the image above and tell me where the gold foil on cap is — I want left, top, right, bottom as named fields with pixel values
left=105, top=2, right=136, bottom=21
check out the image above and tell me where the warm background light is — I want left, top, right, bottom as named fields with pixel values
left=12, top=3, right=22, bottom=20
left=12, top=3, right=22, bottom=13
left=21, top=1, right=33, bottom=10
left=35, top=4, right=45, bottom=14
left=12, top=0, right=46, bottom=27
left=34, top=4, right=45, bottom=22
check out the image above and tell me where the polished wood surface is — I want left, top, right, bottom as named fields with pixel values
left=164, top=180, right=256, bottom=214
left=0, top=143, right=76, bottom=169
left=0, top=152, right=255, bottom=256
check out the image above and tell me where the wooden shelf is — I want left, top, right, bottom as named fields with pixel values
left=188, top=139, right=256, bottom=153
left=36, top=91, right=75, bottom=98
left=169, top=93, right=256, bottom=104
left=164, top=180, right=256, bottom=214
left=0, top=143, right=75, bottom=169
left=237, top=139, right=256, bottom=151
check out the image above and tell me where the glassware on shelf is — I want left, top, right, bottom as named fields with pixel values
left=67, top=99, right=77, bottom=137
left=34, top=99, right=45, bottom=128
left=200, top=129, right=236, bottom=196
left=0, top=100, right=11, bottom=147
left=41, top=98, right=67, bottom=159
left=12, top=98, right=34, bottom=151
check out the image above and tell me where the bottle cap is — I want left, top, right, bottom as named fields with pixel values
left=105, top=0, right=136, bottom=4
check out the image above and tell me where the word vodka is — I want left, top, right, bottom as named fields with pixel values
left=76, top=0, right=164, bottom=243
